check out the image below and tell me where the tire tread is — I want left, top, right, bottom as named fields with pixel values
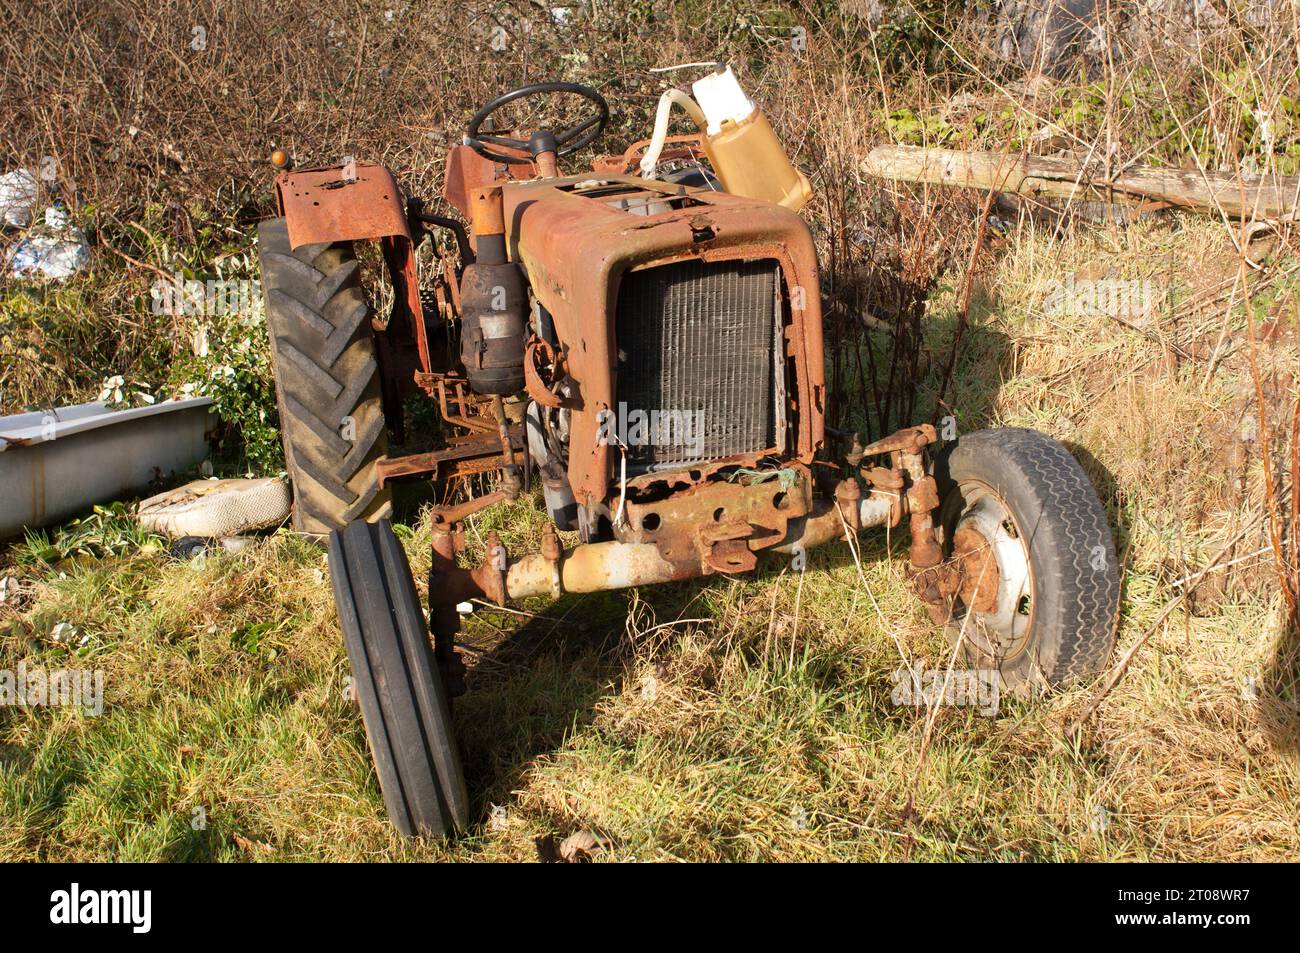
left=327, top=519, right=468, bottom=837
left=942, top=428, right=1120, bottom=687
left=258, top=217, right=391, bottom=534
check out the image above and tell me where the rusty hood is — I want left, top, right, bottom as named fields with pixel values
left=498, top=174, right=825, bottom=507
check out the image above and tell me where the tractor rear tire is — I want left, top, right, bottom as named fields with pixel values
left=934, top=428, right=1120, bottom=692
left=328, top=518, right=469, bottom=838
left=258, top=217, right=391, bottom=536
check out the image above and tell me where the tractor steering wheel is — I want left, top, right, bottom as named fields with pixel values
left=465, top=82, right=610, bottom=165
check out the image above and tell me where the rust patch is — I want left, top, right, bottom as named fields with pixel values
left=275, top=162, right=434, bottom=378
left=952, top=523, right=1000, bottom=614
left=616, top=466, right=811, bottom=572
left=375, top=429, right=523, bottom=485
left=276, top=163, right=409, bottom=248
left=443, top=144, right=536, bottom=218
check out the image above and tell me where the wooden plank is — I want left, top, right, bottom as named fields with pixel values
left=862, top=145, right=1300, bottom=220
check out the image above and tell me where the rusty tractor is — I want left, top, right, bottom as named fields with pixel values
left=258, top=73, right=1121, bottom=837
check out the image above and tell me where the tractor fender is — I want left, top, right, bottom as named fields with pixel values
left=273, top=162, right=432, bottom=377
left=275, top=162, right=411, bottom=249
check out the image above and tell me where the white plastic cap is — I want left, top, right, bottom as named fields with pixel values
left=691, top=66, right=755, bottom=136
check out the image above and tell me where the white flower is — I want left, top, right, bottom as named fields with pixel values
left=98, top=375, right=125, bottom=404
left=50, top=622, right=76, bottom=642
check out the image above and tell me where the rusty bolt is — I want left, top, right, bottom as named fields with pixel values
left=541, top=524, right=562, bottom=562
left=834, top=478, right=862, bottom=532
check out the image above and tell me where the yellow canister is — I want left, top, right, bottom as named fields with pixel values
left=692, top=66, right=812, bottom=212
left=701, top=109, right=812, bottom=212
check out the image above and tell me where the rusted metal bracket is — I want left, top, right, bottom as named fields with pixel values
left=489, top=396, right=523, bottom=500
left=374, top=429, right=524, bottom=485
left=434, top=376, right=497, bottom=433
left=699, top=521, right=759, bottom=574
left=539, top=523, right=564, bottom=598
left=857, top=424, right=954, bottom=620
left=523, top=337, right=578, bottom=410
left=616, top=465, right=812, bottom=573
left=428, top=519, right=472, bottom=698
left=429, top=489, right=511, bottom=529
left=860, top=424, right=936, bottom=458
left=834, top=478, right=862, bottom=532
left=275, top=163, right=434, bottom=380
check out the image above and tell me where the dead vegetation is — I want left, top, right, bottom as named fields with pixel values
left=1, top=1, right=1298, bottom=860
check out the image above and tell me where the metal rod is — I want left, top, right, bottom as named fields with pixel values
left=430, top=493, right=897, bottom=608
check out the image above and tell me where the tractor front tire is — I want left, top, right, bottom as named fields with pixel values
left=258, top=217, right=391, bottom=535
left=935, top=428, right=1120, bottom=693
left=328, top=519, right=469, bottom=838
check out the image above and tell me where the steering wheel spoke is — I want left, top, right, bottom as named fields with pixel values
left=475, top=133, right=530, bottom=150
left=557, top=113, right=602, bottom=144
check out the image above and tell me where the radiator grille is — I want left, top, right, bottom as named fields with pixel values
left=615, top=258, right=782, bottom=470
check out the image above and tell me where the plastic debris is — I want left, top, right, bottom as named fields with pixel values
left=0, top=576, right=21, bottom=604
left=137, top=478, right=291, bottom=538
left=9, top=203, right=90, bottom=279
left=0, top=168, right=38, bottom=228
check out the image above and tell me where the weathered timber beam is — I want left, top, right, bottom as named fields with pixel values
left=862, top=145, right=1300, bottom=220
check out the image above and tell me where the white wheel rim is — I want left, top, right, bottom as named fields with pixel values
left=952, top=482, right=1034, bottom=660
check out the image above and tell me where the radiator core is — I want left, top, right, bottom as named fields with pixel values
left=614, top=258, right=784, bottom=471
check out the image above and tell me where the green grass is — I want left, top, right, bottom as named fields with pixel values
left=1, top=518, right=1294, bottom=860
left=4, top=513, right=1289, bottom=861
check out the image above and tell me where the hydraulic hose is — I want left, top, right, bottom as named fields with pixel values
left=639, top=88, right=707, bottom=177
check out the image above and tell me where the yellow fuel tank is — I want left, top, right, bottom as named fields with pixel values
left=692, top=67, right=812, bottom=212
